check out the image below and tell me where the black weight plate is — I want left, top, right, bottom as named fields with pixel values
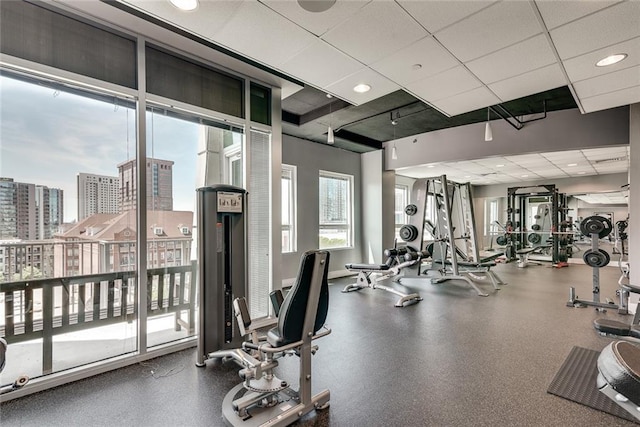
left=531, top=224, right=541, bottom=231
left=583, top=248, right=610, bottom=268
left=558, top=248, right=568, bottom=262
left=496, top=235, right=508, bottom=246
left=528, top=233, right=541, bottom=244
left=580, top=215, right=613, bottom=239
left=404, top=204, right=418, bottom=216
left=399, top=224, right=418, bottom=242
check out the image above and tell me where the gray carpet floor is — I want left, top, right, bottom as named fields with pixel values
left=1, top=261, right=637, bottom=426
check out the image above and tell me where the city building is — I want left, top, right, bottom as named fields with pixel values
left=77, top=173, right=120, bottom=221
left=118, top=158, right=174, bottom=212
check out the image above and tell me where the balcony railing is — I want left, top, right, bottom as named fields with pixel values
left=0, top=262, right=196, bottom=374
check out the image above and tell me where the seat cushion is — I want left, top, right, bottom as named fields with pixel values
left=598, top=341, right=640, bottom=405
left=345, top=263, right=389, bottom=271
left=594, top=318, right=631, bottom=336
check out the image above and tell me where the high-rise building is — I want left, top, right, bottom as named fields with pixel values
left=118, top=158, right=174, bottom=212
left=77, top=173, right=120, bottom=221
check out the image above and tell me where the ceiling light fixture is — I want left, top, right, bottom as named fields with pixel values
left=567, top=163, right=577, bottom=167
left=391, top=112, right=398, bottom=160
left=169, top=0, right=198, bottom=11
left=496, top=164, right=504, bottom=168
left=327, top=98, right=334, bottom=145
left=596, top=53, right=628, bottom=67
left=484, top=107, right=493, bottom=142
left=298, top=0, right=336, bottom=13
left=353, top=84, right=371, bottom=93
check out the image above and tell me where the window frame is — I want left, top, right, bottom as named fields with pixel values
left=281, top=164, right=297, bottom=254
left=318, top=170, right=354, bottom=250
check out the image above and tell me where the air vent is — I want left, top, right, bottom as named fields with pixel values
left=594, top=156, right=627, bottom=164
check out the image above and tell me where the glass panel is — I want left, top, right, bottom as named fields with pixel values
left=250, top=82, right=271, bottom=125
left=145, top=107, right=201, bottom=348
left=0, top=73, right=137, bottom=381
left=319, top=171, right=353, bottom=249
left=281, top=165, right=296, bottom=253
left=394, top=185, right=408, bottom=239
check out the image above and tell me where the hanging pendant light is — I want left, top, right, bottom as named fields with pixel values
left=485, top=107, right=493, bottom=142
left=327, top=95, right=334, bottom=144
left=391, top=111, right=398, bottom=159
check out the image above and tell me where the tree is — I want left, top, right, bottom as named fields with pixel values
left=12, top=266, right=43, bottom=281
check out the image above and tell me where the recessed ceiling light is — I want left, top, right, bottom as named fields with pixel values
left=521, top=174, right=529, bottom=178
left=353, top=84, right=371, bottom=93
left=567, top=163, right=578, bottom=167
left=596, top=53, right=628, bottom=67
left=169, top=0, right=198, bottom=11
left=496, top=164, right=504, bottom=168
left=412, top=64, right=422, bottom=70
left=578, top=171, right=586, bottom=175
left=427, top=165, right=435, bottom=168
left=465, top=175, right=471, bottom=178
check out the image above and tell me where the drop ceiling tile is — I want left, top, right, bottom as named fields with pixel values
left=398, top=0, right=496, bottom=33
left=406, top=66, right=482, bottom=102
left=122, top=1, right=243, bottom=37
left=549, top=1, right=640, bottom=60
left=489, top=63, right=566, bottom=102
left=324, top=67, right=400, bottom=105
left=279, top=39, right=364, bottom=88
left=580, top=85, right=640, bottom=113
left=465, top=35, right=557, bottom=84
left=582, top=147, right=629, bottom=160
left=370, top=37, right=459, bottom=85
left=430, top=86, right=500, bottom=116
left=259, top=0, right=370, bottom=37
left=213, top=1, right=318, bottom=67
left=473, top=157, right=510, bottom=167
left=562, top=37, right=640, bottom=83
left=435, top=1, right=542, bottom=62
left=573, top=65, right=640, bottom=99
left=541, top=150, right=583, bottom=161
left=321, top=1, right=428, bottom=65
left=534, top=0, right=622, bottom=30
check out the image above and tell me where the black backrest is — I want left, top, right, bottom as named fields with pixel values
left=276, top=250, right=330, bottom=345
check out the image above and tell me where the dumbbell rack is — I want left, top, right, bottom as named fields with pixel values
left=567, top=215, right=628, bottom=313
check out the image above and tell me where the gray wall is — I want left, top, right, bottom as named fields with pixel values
left=282, top=134, right=362, bottom=283
left=385, top=107, right=629, bottom=167
left=630, top=104, right=639, bottom=274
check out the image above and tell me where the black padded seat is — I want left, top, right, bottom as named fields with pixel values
left=594, top=318, right=632, bottom=336
left=432, top=259, right=496, bottom=268
left=516, top=247, right=537, bottom=255
left=267, top=250, right=329, bottom=348
left=345, top=263, right=389, bottom=271
left=598, top=341, right=640, bottom=405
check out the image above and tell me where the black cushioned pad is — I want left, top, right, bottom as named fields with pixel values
left=431, top=260, right=496, bottom=268
left=547, top=346, right=638, bottom=423
left=594, top=318, right=632, bottom=336
left=598, top=341, right=640, bottom=406
left=345, top=263, right=389, bottom=271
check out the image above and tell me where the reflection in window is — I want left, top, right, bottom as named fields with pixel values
left=319, top=171, right=353, bottom=249
left=394, top=184, right=409, bottom=239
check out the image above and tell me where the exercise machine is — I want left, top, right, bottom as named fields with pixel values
left=343, top=245, right=426, bottom=307
left=210, top=250, right=332, bottom=426
left=597, top=341, right=640, bottom=422
left=400, top=176, right=504, bottom=296
left=196, top=185, right=249, bottom=366
left=567, top=215, right=628, bottom=313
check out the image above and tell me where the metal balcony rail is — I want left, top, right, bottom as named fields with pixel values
left=0, top=262, right=196, bottom=374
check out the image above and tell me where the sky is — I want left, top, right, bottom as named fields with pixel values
left=0, top=75, right=205, bottom=222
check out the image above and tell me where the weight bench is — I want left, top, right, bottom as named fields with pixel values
left=597, top=341, right=640, bottom=421
left=343, top=250, right=426, bottom=307
left=209, top=250, right=332, bottom=426
left=515, top=245, right=550, bottom=268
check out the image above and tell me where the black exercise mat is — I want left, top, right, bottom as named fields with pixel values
left=547, top=346, right=638, bottom=423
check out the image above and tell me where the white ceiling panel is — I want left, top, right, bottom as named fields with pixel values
left=431, top=86, right=501, bottom=116
left=541, top=150, right=584, bottom=161
left=279, top=39, right=364, bottom=88
left=573, top=65, right=640, bottom=99
left=406, top=66, right=482, bottom=103
left=213, top=1, right=317, bottom=67
left=321, top=1, right=427, bottom=65
left=549, top=1, right=640, bottom=60
left=122, top=0, right=243, bottom=38
left=465, top=35, right=557, bottom=84
left=580, top=85, right=640, bottom=113
left=582, top=147, right=629, bottom=159
left=534, top=0, right=622, bottom=31
left=370, top=37, right=459, bottom=85
left=562, top=36, right=640, bottom=83
left=324, top=67, right=400, bottom=105
left=398, top=0, right=496, bottom=33
left=488, top=63, right=566, bottom=103
left=435, top=1, right=542, bottom=62
left=259, top=0, right=370, bottom=37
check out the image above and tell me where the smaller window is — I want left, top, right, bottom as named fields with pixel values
left=282, top=165, right=297, bottom=253
left=394, top=184, right=409, bottom=240
left=319, top=170, right=353, bottom=249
